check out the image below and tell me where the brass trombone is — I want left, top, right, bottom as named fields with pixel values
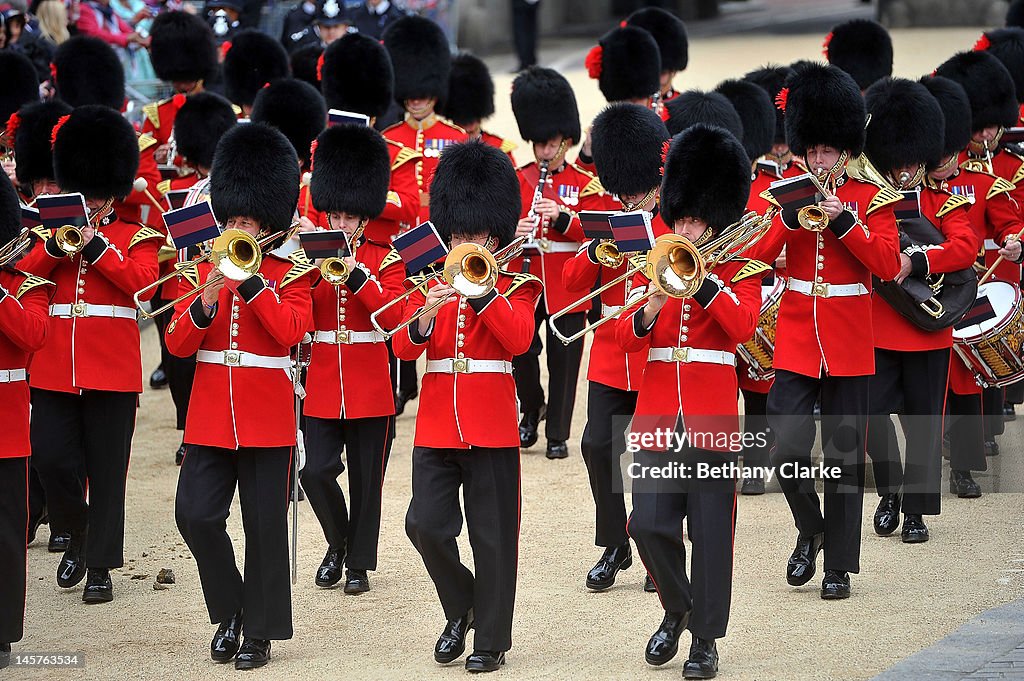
left=550, top=210, right=774, bottom=345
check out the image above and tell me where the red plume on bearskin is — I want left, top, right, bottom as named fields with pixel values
left=5, top=113, right=20, bottom=143
left=774, top=87, right=789, bottom=112
left=586, top=45, right=603, bottom=79
left=974, top=34, right=991, bottom=51
left=822, top=32, right=833, bottom=58
left=50, top=115, right=70, bottom=149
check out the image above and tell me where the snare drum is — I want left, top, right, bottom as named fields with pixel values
left=737, top=275, right=786, bottom=381
left=952, top=281, right=1024, bottom=388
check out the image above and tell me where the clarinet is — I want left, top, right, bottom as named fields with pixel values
left=523, top=159, right=550, bottom=274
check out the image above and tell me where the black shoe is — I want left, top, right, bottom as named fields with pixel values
left=149, top=366, right=168, bottom=389
left=984, top=440, right=1000, bottom=457
left=586, top=543, right=632, bottom=591
left=210, top=612, right=243, bottom=663
left=48, top=531, right=70, bottom=553
left=27, top=511, right=47, bottom=547
left=545, top=439, right=568, bottom=459
left=234, top=638, right=271, bottom=670
left=901, top=514, right=929, bottom=543
left=741, top=476, right=765, bottom=495
left=343, top=568, right=369, bottom=594
left=0, top=642, right=9, bottom=670
left=82, top=568, right=113, bottom=603
left=645, top=610, right=690, bottom=666
left=465, top=651, right=505, bottom=673
left=434, top=613, right=472, bottom=664
left=56, top=531, right=87, bottom=588
left=1003, top=402, right=1016, bottom=421
left=872, top=493, right=901, bottom=536
left=820, top=570, right=850, bottom=600
left=394, top=388, right=418, bottom=416
left=315, top=547, right=344, bottom=588
left=518, top=408, right=542, bottom=449
left=683, top=637, right=719, bottom=679
left=786, top=532, right=824, bottom=586
left=644, top=574, right=657, bottom=592
left=950, top=470, right=982, bottom=498
left=174, top=442, right=186, bottom=466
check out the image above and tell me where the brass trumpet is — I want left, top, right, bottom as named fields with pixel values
left=797, top=166, right=837, bottom=232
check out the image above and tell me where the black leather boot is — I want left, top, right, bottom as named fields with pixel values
left=211, top=612, right=243, bottom=663
left=645, top=610, right=690, bottom=665
left=683, top=637, right=719, bottom=679
left=434, top=613, right=473, bottom=664
left=82, top=568, right=113, bottom=603
left=950, top=469, right=982, bottom=498
left=585, top=542, right=632, bottom=591
left=315, top=547, right=344, bottom=588
left=872, top=493, right=901, bottom=536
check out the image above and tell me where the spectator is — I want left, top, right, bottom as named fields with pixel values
left=5, top=3, right=56, bottom=81
left=348, top=0, right=404, bottom=39
left=404, top=0, right=455, bottom=50
left=34, top=0, right=70, bottom=46
left=511, top=0, right=539, bottom=72
left=76, top=0, right=149, bottom=48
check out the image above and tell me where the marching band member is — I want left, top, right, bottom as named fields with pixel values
left=624, top=7, right=689, bottom=103
left=0, top=52, right=39, bottom=195
left=300, top=123, right=405, bottom=594
left=0, top=175, right=54, bottom=670
left=169, top=123, right=317, bottom=669
left=22, top=106, right=163, bottom=604
left=764, top=63, right=901, bottom=600
left=568, top=103, right=670, bottom=591
left=437, top=52, right=517, bottom=160
left=222, top=29, right=291, bottom=117
left=616, top=124, right=764, bottom=678
left=822, top=19, right=893, bottom=93
left=744, top=65, right=802, bottom=177
left=858, top=78, right=976, bottom=544
left=509, top=66, right=615, bottom=459
left=396, top=141, right=542, bottom=673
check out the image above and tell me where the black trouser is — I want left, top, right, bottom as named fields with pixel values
left=866, top=348, right=948, bottom=516
left=30, top=388, right=137, bottom=568
left=175, top=445, right=293, bottom=640
left=406, top=446, right=520, bottom=653
left=511, top=0, right=539, bottom=69
left=947, top=391, right=988, bottom=473
left=628, top=450, right=737, bottom=640
left=1005, top=381, right=1024, bottom=404
left=982, top=386, right=1005, bottom=440
left=27, top=464, right=46, bottom=529
left=580, top=382, right=637, bottom=548
left=740, top=389, right=772, bottom=468
left=0, top=458, right=27, bottom=644
left=767, top=369, right=867, bottom=574
left=301, top=415, right=394, bottom=570
left=154, top=298, right=197, bottom=431
left=513, top=300, right=585, bottom=442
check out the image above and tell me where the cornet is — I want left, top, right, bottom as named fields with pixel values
left=319, top=257, right=350, bottom=285
left=797, top=166, right=837, bottom=232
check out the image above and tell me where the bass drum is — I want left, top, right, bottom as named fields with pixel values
left=952, top=281, right=1024, bottom=388
left=737, top=275, right=786, bottom=381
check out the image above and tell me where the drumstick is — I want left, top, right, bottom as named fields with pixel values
left=133, top=177, right=168, bottom=213
left=979, top=225, right=1024, bottom=285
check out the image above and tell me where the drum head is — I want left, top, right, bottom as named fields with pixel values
left=953, top=281, right=1019, bottom=339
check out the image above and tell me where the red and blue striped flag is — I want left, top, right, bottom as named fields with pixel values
left=20, top=204, right=41, bottom=231
left=162, top=202, right=221, bottom=250
left=895, top=190, right=922, bottom=221
left=36, top=193, right=87, bottom=230
left=609, top=211, right=656, bottom=253
left=393, top=221, right=447, bottom=274
left=767, top=173, right=823, bottom=210
left=579, top=210, right=616, bottom=240
left=299, top=230, right=350, bottom=259
left=328, top=109, right=370, bottom=127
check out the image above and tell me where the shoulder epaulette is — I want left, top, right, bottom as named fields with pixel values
left=174, top=261, right=201, bottom=289
left=406, top=269, right=435, bottom=294
left=30, top=225, right=52, bottom=242
left=289, top=249, right=312, bottom=265
left=575, top=166, right=606, bottom=198
left=381, top=120, right=404, bottom=135
left=15, top=274, right=54, bottom=298
left=988, top=176, right=1016, bottom=200
left=936, top=193, right=971, bottom=218
left=156, top=179, right=173, bottom=196
left=281, top=258, right=319, bottom=287
left=866, top=186, right=903, bottom=215
left=442, top=120, right=467, bottom=135
left=960, top=158, right=989, bottom=174
left=142, top=101, right=161, bottom=130
left=758, top=189, right=781, bottom=208
left=391, top=144, right=421, bottom=171
left=129, top=226, right=165, bottom=248
left=498, top=137, right=517, bottom=154
left=504, top=271, right=541, bottom=296
left=380, top=247, right=403, bottom=270
left=138, top=133, right=158, bottom=153
left=731, top=259, right=771, bottom=283
left=1012, top=158, right=1024, bottom=187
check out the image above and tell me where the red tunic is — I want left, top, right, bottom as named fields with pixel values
left=479, top=130, right=517, bottom=164
left=363, top=139, right=422, bottom=244
left=113, top=133, right=164, bottom=229
left=140, top=96, right=184, bottom=147
left=381, top=115, right=469, bottom=224
left=393, top=271, right=542, bottom=449
left=958, top=147, right=1024, bottom=211
left=304, top=241, right=405, bottom=420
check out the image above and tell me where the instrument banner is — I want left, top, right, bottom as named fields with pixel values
left=393, top=221, right=448, bottom=275
left=36, top=193, right=87, bottom=230
left=298, top=230, right=351, bottom=259
left=609, top=211, right=655, bottom=253
left=163, top=202, right=222, bottom=250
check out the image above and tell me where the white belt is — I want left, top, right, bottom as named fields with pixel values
left=543, top=241, right=581, bottom=253
left=786, top=278, right=868, bottom=298
left=0, top=368, right=26, bottom=383
left=49, top=303, right=137, bottom=319
left=601, top=304, right=622, bottom=318
left=648, top=347, right=736, bottom=366
left=196, top=349, right=292, bottom=369
left=312, top=329, right=385, bottom=345
left=425, top=358, right=513, bottom=374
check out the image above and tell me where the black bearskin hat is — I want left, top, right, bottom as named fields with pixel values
left=589, top=25, right=661, bottom=103
left=0, top=175, right=20, bottom=246
left=665, top=90, right=742, bottom=138
left=511, top=67, right=581, bottom=144
left=1010, top=0, right=1024, bottom=27
left=824, top=19, right=893, bottom=90
left=290, top=43, right=323, bottom=90
left=591, top=103, right=669, bottom=197
left=429, top=141, right=519, bottom=248
left=53, top=36, right=125, bottom=109
left=13, top=100, right=71, bottom=186
left=920, top=76, right=972, bottom=160
left=382, top=15, right=450, bottom=103
left=744, top=64, right=792, bottom=145
left=53, top=105, right=138, bottom=199
left=714, top=79, right=775, bottom=162
left=173, top=92, right=237, bottom=170
left=321, top=32, right=394, bottom=119
left=149, top=11, right=217, bottom=84
left=863, top=78, right=944, bottom=176
left=661, top=124, right=750, bottom=232
left=222, top=29, right=291, bottom=108
left=0, top=51, right=38, bottom=128
left=210, top=123, right=299, bottom=232
left=935, top=51, right=1018, bottom=130
left=978, top=28, right=1024, bottom=104
left=310, top=125, right=390, bottom=219
left=783, top=62, right=866, bottom=157
left=250, top=78, right=327, bottom=170
left=625, top=7, right=688, bottom=72
left=437, top=52, right=495, bottom=128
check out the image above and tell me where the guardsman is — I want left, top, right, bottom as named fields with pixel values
left=300, top=124, right=405, bottom=595
left=169, top=123, right=317, bottom=670
left=762, top=63, right=902, bottom=600
left=616, top=124, right=764, bottom=679
left=568, top=103, right=669, bottom=591
left=290, top=43, right=324, bottom=89
left=624, top=7, right=689, bottom=103
left=857, top=78, right=977, bottom=544
left=0, top=174, right=53, bottom=670
left=0, top=51, right=39, bottom=192
left=21, top=106, right=163, bottom=604
left=222, top=29, right=291, bottom=117
left=744, top=65, right=803, bottom=176
left=822, top=19, right=893, bottom=92
left=509, top=66, right=616, bottom=459
left=381, top=15, right=469, bottom=225
left=665, top=90, right=743, bottom=138
left=396, top=141, right=542, bottom=674
left=437, top=52, right=517, bottom=161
